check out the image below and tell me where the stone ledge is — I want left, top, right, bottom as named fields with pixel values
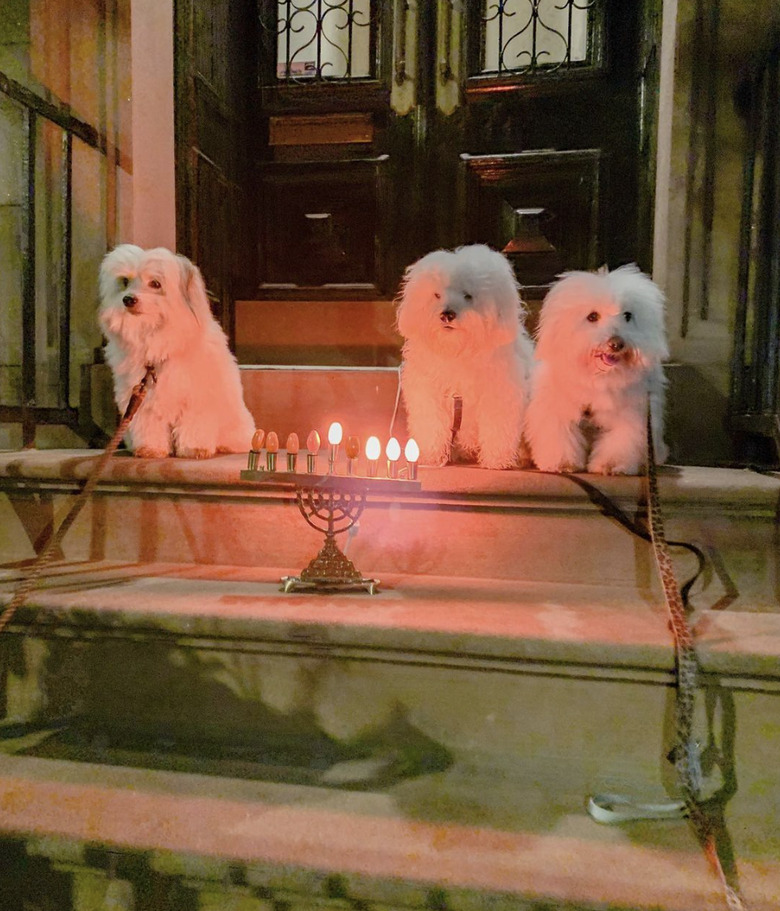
left=1, top=563, right=779, bottom=685
left=0, top=450, right=778, bottom=512
left=0, top=753, right=777, bottom=911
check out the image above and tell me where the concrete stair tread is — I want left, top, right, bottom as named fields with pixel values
left=1, top=751, right=778, bottom=910
left=2, top=561, right=779, bottom=683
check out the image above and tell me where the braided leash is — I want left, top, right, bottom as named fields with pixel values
left=0, top=365, right=155, bottom=637
left=645, top=407, right=749, bottom=911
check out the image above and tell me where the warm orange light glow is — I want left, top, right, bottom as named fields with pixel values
left=328, top=422, right=343, bottom=446
left=365, top=436, right=381, bottom=460
left=266, top=431, right=279, bottom=453
left=345, top=435, right=360, bottom=459
left=404, top=438, right=419, bottom=463
left=306, top=430, right=321, bottom=453
left=386, top=437, right=401, bottom=461
left=285, top=432, right=299, bottom=454
left=251, top=429, right=265, bottom=451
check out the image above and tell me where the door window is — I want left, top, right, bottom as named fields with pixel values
left=479, top=0, right=602, bottom=75
left=275, top=0, right=376, bottom=81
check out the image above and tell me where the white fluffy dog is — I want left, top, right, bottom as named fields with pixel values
left=525, top=264, right=669, bottom=475
left=99, top=244, right=256, bottom=458
left=396, top=244, right=534, bottom=469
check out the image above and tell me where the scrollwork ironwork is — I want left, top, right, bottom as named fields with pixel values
left=481, top=0, right=600, bottom=76
left=276, top=0, right=376, bottom=83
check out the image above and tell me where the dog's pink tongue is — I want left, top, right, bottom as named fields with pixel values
left=601, top=352, right=620, bottom=366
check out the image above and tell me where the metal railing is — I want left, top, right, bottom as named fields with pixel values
left=0, top=70, right=109, bottom=447
left=731, top=41, right=780, bottom=462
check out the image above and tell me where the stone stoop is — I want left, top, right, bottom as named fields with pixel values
left=0, top=566, right=779, bottom=910
left=0, top=451, right=778, bottom=908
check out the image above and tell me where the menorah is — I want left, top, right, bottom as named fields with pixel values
left=240, top=428, right=421, bottom=593
left=283, top=482, right=375, bottom=593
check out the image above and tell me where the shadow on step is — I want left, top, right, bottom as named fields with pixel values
left=1, top=707, right=453, bottom=792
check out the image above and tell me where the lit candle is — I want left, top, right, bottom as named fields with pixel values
left=286, top=432, right=299, bottom=472
left=306, top=430, right=321, bottom=473
left=345, top=435, right=360, bottom=475
left=386, top=436, right=401, bottom=479
left=327, top=421, right=343, bottom=473
left=247, top=428, right=264, bottom=470
left=404, top=438, right=420, bottom=480
left=266, top=431, right=279, bottom=471
left=365, top=435, right=381, bottom=477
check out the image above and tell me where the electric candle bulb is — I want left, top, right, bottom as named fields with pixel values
left=266, top=431, right=279, bottom=471
left=404, top=438, right=420, bottom=480
left=247, top=428, right=265, bottom=470
left=328, top=422, right=343, bottom=445
left=327, top=421, right=342, bottom=473
left=365, top=435, right=381, bottom=477
left=306, top=429, right=321, bottom=473
left=345, top=435, right=360, bottom=475
left=286, top=432, right=299, bottom=472
left=386, top=436, right=401, bottom=479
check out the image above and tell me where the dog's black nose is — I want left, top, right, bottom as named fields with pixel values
left=606, top=336, right=625, bottom=352
left=123, top=294, right=137, bottom=308
left=440, top=309, right=457, bottom=324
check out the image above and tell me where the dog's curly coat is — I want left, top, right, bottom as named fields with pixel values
left=396, top=244, right=534, bottom=469
left=525, top=264, right=669, bottom=475
left=99, top=244, right=255, bottom=458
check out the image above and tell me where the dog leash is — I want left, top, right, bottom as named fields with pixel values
left=0, top=365, right=156, bottom=637
left=589, top=405, right=748, bottom=911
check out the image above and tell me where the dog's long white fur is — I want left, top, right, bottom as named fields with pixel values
left=525, top=264, right=668, bottom=475
left=396, top=244, right=534, bottom=469
left=99, top=244, right=255, bottom=458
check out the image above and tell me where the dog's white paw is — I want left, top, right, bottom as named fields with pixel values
left=176, top=447, right=215, bottom=460
left=587, top=456, right=641, bottom=476
left=134, top=446, right=170, bottom=459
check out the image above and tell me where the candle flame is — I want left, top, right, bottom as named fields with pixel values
left=266, top=431, right=279, bottom=453
left=365, top=436, right=381, bottom=460
left=285, top=432, right=299, bottom=454
left=251, top=428, right=265, bottom=451
left=328, top=421, right=343, bottom=445
left=306, top=430, right=321, bottom=453
left=386, top=437, right=401, bottom=461
left=404, top=438, right=420, bottom=463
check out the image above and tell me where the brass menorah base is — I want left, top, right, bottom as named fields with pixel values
left=281, top=533, right=379, bottom=594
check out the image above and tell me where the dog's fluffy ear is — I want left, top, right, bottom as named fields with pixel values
left=533, top=271, right=591, bottom=361
left=607, top=264, right=669, bottom=363
left=99, top=244, right=144, bottom=305
left=395, top=252, right=448, bottom=340
left=176, top=255, right=214, bottom=325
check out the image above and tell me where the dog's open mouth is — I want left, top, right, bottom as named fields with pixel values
left=593, top=348, right=628, bottom=372
left=598, top=351, right=622, bottom=366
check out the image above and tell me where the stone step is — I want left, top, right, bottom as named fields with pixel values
left=0, top=563, right=778, bottom=886
left=1, top=451, right=778, bottom=607
left=0, top=749, right=778, bottom=910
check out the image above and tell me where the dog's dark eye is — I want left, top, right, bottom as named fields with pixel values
left=149, top=279, right=162, bottom=290
left=433, top=291, right=441, bottom=300
left=464, top=293, right=473, bottom=301
left=624, top=311, right=632, bottom=322
left=586, top=311, right=600, bottom=322
left=119, top=277, right=130, bottom=288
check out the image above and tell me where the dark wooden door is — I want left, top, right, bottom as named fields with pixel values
left=222, top=1, right=659, bottom=357
left=175, top=0, right=258, bottom=339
